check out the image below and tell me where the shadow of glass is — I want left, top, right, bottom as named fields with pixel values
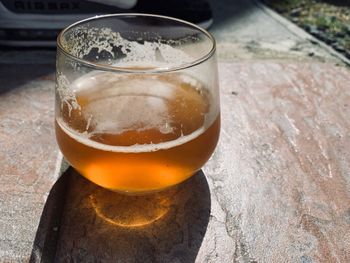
left=30, top=170, right=70, bottom=263
left=31, top=168, right=211, bottom=263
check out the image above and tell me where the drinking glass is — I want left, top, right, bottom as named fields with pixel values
left=56, top=14, right=220, bottom=193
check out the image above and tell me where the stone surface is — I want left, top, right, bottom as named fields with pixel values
left=210, top=0, right=342, bottom=63
left=0, top=64, right=60, bottom=262
left=205, top=62, right=350, bottom=262
left=53, top=169, right=211, bottom=263
left=1, top=0, right=350, bottom=261
left=47, top=62, right=350, bottom=262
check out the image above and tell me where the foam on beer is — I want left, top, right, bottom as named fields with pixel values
left=71, top=72, right=177, bottom=135
left=57, top=117, right=208, bottom=153
left=56, top=71, right=216, bottom=153
left=62, top=26, right=193, bottom=68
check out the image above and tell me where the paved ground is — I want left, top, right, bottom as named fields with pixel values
left=52, top=62, right=350, bottom=263
left=0, top=0, right=349, bottom=262
left=210, top=0, right=345, bottom=63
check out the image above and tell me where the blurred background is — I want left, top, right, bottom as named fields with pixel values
left=0, top=0, right=349, bottom=59
left=0, top=0, right=214, bottom=47
left=263, top=0, right=350, bottom=59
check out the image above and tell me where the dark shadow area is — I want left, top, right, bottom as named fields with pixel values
left=31, top=168, right=211, bottom=263
left=29, top=171, right=70, bottom=263
left=0, top=44, right=56, bottom=95
left=322, top=0, right=350, bottom=6
left=0, top=46, right=56, bottom=51
left=0, top=63, right=55, bottom=94
left=209, top=0, right=256, bottom=30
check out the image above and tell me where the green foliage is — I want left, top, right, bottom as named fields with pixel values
left=264, top=0, right=350, bottom=57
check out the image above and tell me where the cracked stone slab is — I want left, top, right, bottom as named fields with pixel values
left=1, top=0, right=349, bottom=260
left=204, top=62, right=350, bottom=262
left=49, top=62, right=350, bottom=262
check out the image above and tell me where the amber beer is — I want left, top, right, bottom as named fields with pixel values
left=56, top=72, right=220, bottom=192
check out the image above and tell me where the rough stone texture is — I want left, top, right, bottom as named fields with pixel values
left=0, top=64, right=60, bottom=262
left=1, top=0, right=350, bottom=261
left=204, top=62, right=350, bottom=262
left=51, top=62, right=350, bottom=262
left=53, top=169, right=210, bottom=263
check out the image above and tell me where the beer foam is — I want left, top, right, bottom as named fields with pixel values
left=56, top=73, right=81, bottom=116
left=56, top=117, right=207, bottom=153
left=71, top=73, right=177, bottom=135
left=61, top=26, right=193, bottom=68
left=58, top=72, right=218, bottom=152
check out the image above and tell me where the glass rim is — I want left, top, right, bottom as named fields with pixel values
left=57, top=13, right=216, bottom=74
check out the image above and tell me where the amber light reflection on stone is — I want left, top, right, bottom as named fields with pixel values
left=88, top=187, right=177, bottom=228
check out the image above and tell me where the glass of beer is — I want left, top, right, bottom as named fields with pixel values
left=55, top=14, right=220, bottom=193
